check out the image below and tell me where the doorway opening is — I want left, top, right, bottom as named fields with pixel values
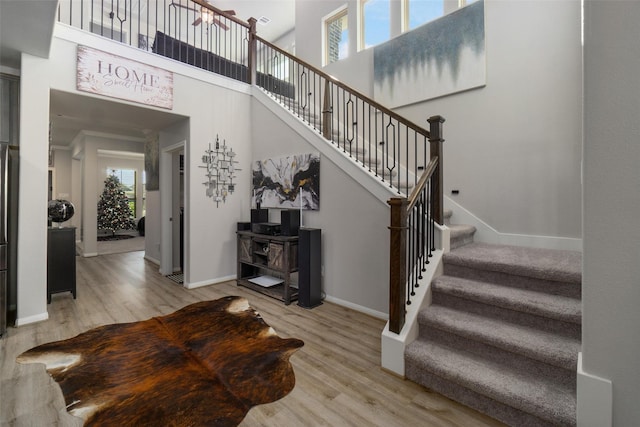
left=160, top=141, right=186, bottom=282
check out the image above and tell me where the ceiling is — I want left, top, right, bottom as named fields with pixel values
left=50, top=90, right=189, bottom=147
left=1, top=0, right=295, bottom=148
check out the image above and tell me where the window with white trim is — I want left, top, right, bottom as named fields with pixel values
left=360, top=0, right=390, bottom=50
left=324, top=7, right=349, bottom=65
left=404, top=0, right=445, bottom=31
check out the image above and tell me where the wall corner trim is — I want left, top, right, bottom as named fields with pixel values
left=577, top=352, right=613, bottom=427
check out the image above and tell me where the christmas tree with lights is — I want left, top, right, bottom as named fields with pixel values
left=97, top=174, right=137, bottom=236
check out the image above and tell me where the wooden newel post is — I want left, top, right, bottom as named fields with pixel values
left=428, top=115, right=445, bottom=226
left=388, top=197, right=408, bottom=334
left=248, top=17, right=258, bottom=85
left=322, top=80, right=332, bottom=140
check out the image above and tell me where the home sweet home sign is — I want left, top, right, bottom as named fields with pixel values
left=77, top=45, right=173, bottom=109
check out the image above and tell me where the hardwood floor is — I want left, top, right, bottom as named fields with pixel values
left=0, top=251, right=505, bottom=426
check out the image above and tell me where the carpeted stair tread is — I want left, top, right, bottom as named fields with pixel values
left=419, top=305, right=580, bottom=370
left=405, top=339, right=576, bottom=426
left=444, top=242, right=582, bottom=284
left=432, top=275, right=581, bottom=324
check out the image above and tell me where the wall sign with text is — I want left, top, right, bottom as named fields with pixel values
left=77, top=46, right=173, bottom=109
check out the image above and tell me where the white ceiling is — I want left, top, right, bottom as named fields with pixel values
left=50, top=90, right=189, bottom=146
left=1, top=0, right=295, bottom=148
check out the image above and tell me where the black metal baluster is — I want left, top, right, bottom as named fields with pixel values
left=408, top=209, right=412, bottom=305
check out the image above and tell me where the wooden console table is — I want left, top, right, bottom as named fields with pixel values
left=236, top=231, right=298, bottom=305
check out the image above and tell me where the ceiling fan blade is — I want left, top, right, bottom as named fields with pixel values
left=192, top=17, right=202, bottom=26
left=213, top=17, right=230, bottom=31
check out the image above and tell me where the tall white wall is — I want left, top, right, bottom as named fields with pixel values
left=295, top=0, right=583, bottom=244
left=16, top=52, right=50, bottom=325
left=251, top=98, right=390, bottom=316
left=580, top=1, right=640, bottom=425
left=15, top=25, right=252, bottom=323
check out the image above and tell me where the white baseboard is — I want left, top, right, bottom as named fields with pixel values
left=15, top=311, right=49, bottom=326
left=444, top=196, right=582, bottom=252
left=185, top=275, right=236, bottom=289
left=577, top=352, right=612, bottom=427
left=323, top=295, right=387, bottom=320
left=144, top=255, right=160, bottom=265
left=81, top=252, right=98, bottom=258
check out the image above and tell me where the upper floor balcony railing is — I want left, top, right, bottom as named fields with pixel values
left=58, top=0, right=253, bottom=82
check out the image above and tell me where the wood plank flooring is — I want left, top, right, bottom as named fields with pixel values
left=0, top=251, right=505, bottom=426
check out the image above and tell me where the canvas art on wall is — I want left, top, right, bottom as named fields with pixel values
left=373, top=1, right=485, bottom=108
left=252, top=153, right=320, bottom=210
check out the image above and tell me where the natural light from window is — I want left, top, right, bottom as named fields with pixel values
left=361, top=0, right=390, bottom=49
left=406, top=0, right=444, bottom=30
left=110, top=169, right=137, bottom=216
left=325, top=8, right=349, bottom=65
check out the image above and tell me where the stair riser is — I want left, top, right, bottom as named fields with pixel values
left=404, top=365, right=563, bottom=427
left=444, top=263, right=581, bottom=299
left=419, top=326, right=576, bottom=389
left=450, top=234, right=475, bottom=250
left=432, top=278, right=581, bottom=325
left=430, top=292, right=581, bottom=341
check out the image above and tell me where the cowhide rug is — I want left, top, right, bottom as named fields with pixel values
left=17, top=296, right=304, bottom=426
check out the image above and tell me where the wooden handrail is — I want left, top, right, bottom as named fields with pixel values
left=253, top=35, right=431, bottom=139
left=407, top=156, right=438, bottom=212
left=388, top=115, right=445, bottom=334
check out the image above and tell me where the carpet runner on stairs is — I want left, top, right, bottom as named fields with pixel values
left=405, top=237, right=582, bottom=427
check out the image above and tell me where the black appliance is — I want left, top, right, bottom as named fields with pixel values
left=251, top=222, right=281, bottom=236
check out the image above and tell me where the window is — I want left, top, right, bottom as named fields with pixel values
left=360, top=0, right=390, bottom=50
left=404, top=0, right=444, bottom=31
left=324, top=7, right=349, bottom=65
left=111, top=169, right=137, bottom=216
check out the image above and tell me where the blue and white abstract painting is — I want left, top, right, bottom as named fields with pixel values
left=373, top=1, right=485, bottom=107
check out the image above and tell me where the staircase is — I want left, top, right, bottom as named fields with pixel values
left=405, top=212, right=582, bottom=426
left=275, top=97, right=415, bottom=194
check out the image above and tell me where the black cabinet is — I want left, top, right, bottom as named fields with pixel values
left=47, top=227, right=76, bottom=303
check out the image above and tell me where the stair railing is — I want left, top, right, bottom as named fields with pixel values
left=252, top=36, right=432, bottom=194
left=388, top=116, right=444, bottom=334
left=57, top=0, right=252, bottom=82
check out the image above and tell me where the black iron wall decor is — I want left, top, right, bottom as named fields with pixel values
left=200, top=135, right=240, bottom=207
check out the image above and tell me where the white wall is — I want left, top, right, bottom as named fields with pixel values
left=51, top=148, right=72, bottom=199
left=15, top=25, right=252, bottom=323
left=296, top=0, right=583, bottom=244
left=580, top=1, right=640, bottom=425
left=16, top=52, right=50, bottom=325
left=252, top=94, right=390, bottom=316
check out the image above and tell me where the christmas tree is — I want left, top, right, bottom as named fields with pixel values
left=97, top=174, right=137, bottom=236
